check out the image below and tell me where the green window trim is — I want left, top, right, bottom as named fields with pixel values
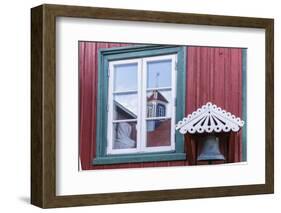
left=93, top=153, right=186, bottom=165
left=94, top=45, right=186, bottom=165
left=242, top=48, right=247, bottom=161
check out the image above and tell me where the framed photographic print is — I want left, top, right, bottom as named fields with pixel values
left=31, top=4, right=274, bottom=208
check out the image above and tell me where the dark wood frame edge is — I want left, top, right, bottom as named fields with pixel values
left=31, top=4, right=274, bottom=208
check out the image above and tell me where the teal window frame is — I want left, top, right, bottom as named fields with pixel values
left=242, top=48, right=247, bottom=161
left=93, top=45, right=186, bottom=165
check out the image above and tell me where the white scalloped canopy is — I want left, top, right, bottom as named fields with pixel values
left=176, top=102, right=244, bottom=134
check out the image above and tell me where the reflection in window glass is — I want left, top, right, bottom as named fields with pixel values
left=107, top=54, right=177, bottom=155
left=157, top=104, right=166, bottom=117
left=146, top=90, right=172, bottom=118
left=146, top=119, right=171, bottom=147
left=113, top=122, right=137, bottom=149
left=147, top=60, right=171, bottom=88
left=114, top=63, right=138, bottom=92
left=113, top=93, right=138, bottom=120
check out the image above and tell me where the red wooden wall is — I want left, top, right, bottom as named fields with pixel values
left=79, top=42, right=243, bottom=170
left=186, top=47, right=243, bottom=165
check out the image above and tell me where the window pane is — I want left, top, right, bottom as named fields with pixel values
left=146, top=119, right=171, bottom=147
left=113, top=122, right=137, bottom=149
left=147, top=60, right=171, bottom=88
left=146, top=90, right=172, bottom=118
left=113, top=93, right=138, bottom=120
left=114, top=63, right=138, bottom=91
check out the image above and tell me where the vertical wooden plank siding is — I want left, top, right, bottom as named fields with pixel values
left=186, top=47, right=243, bottom=164
left=79, top=42, right=244, bottom=170
left=79, top=42, right=139, bottom=170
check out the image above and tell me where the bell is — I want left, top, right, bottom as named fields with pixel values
left=197, top=135, right=225, bottom=161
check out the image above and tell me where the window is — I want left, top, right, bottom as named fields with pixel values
left=94, top=45, right=186, bottom=165
left=108, top=55, right=176, bottom=154
left=156, top=104, right=166, bottom=117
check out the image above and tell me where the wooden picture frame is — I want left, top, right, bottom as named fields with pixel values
left=31, top=4, right=274, bottom=208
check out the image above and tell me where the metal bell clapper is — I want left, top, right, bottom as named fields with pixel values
left=197, top=135, right=225, bottom=161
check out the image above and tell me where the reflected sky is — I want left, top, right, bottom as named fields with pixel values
left=114, top=63, right=138, bottom=92
left=147, top=60, right=171, bottom=88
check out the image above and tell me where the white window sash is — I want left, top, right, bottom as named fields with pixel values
left=107, top=54, right=177, bottom=155
left=107, top=58, right=142, bottom=155
left=142, top=54, right=177, bottom=152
